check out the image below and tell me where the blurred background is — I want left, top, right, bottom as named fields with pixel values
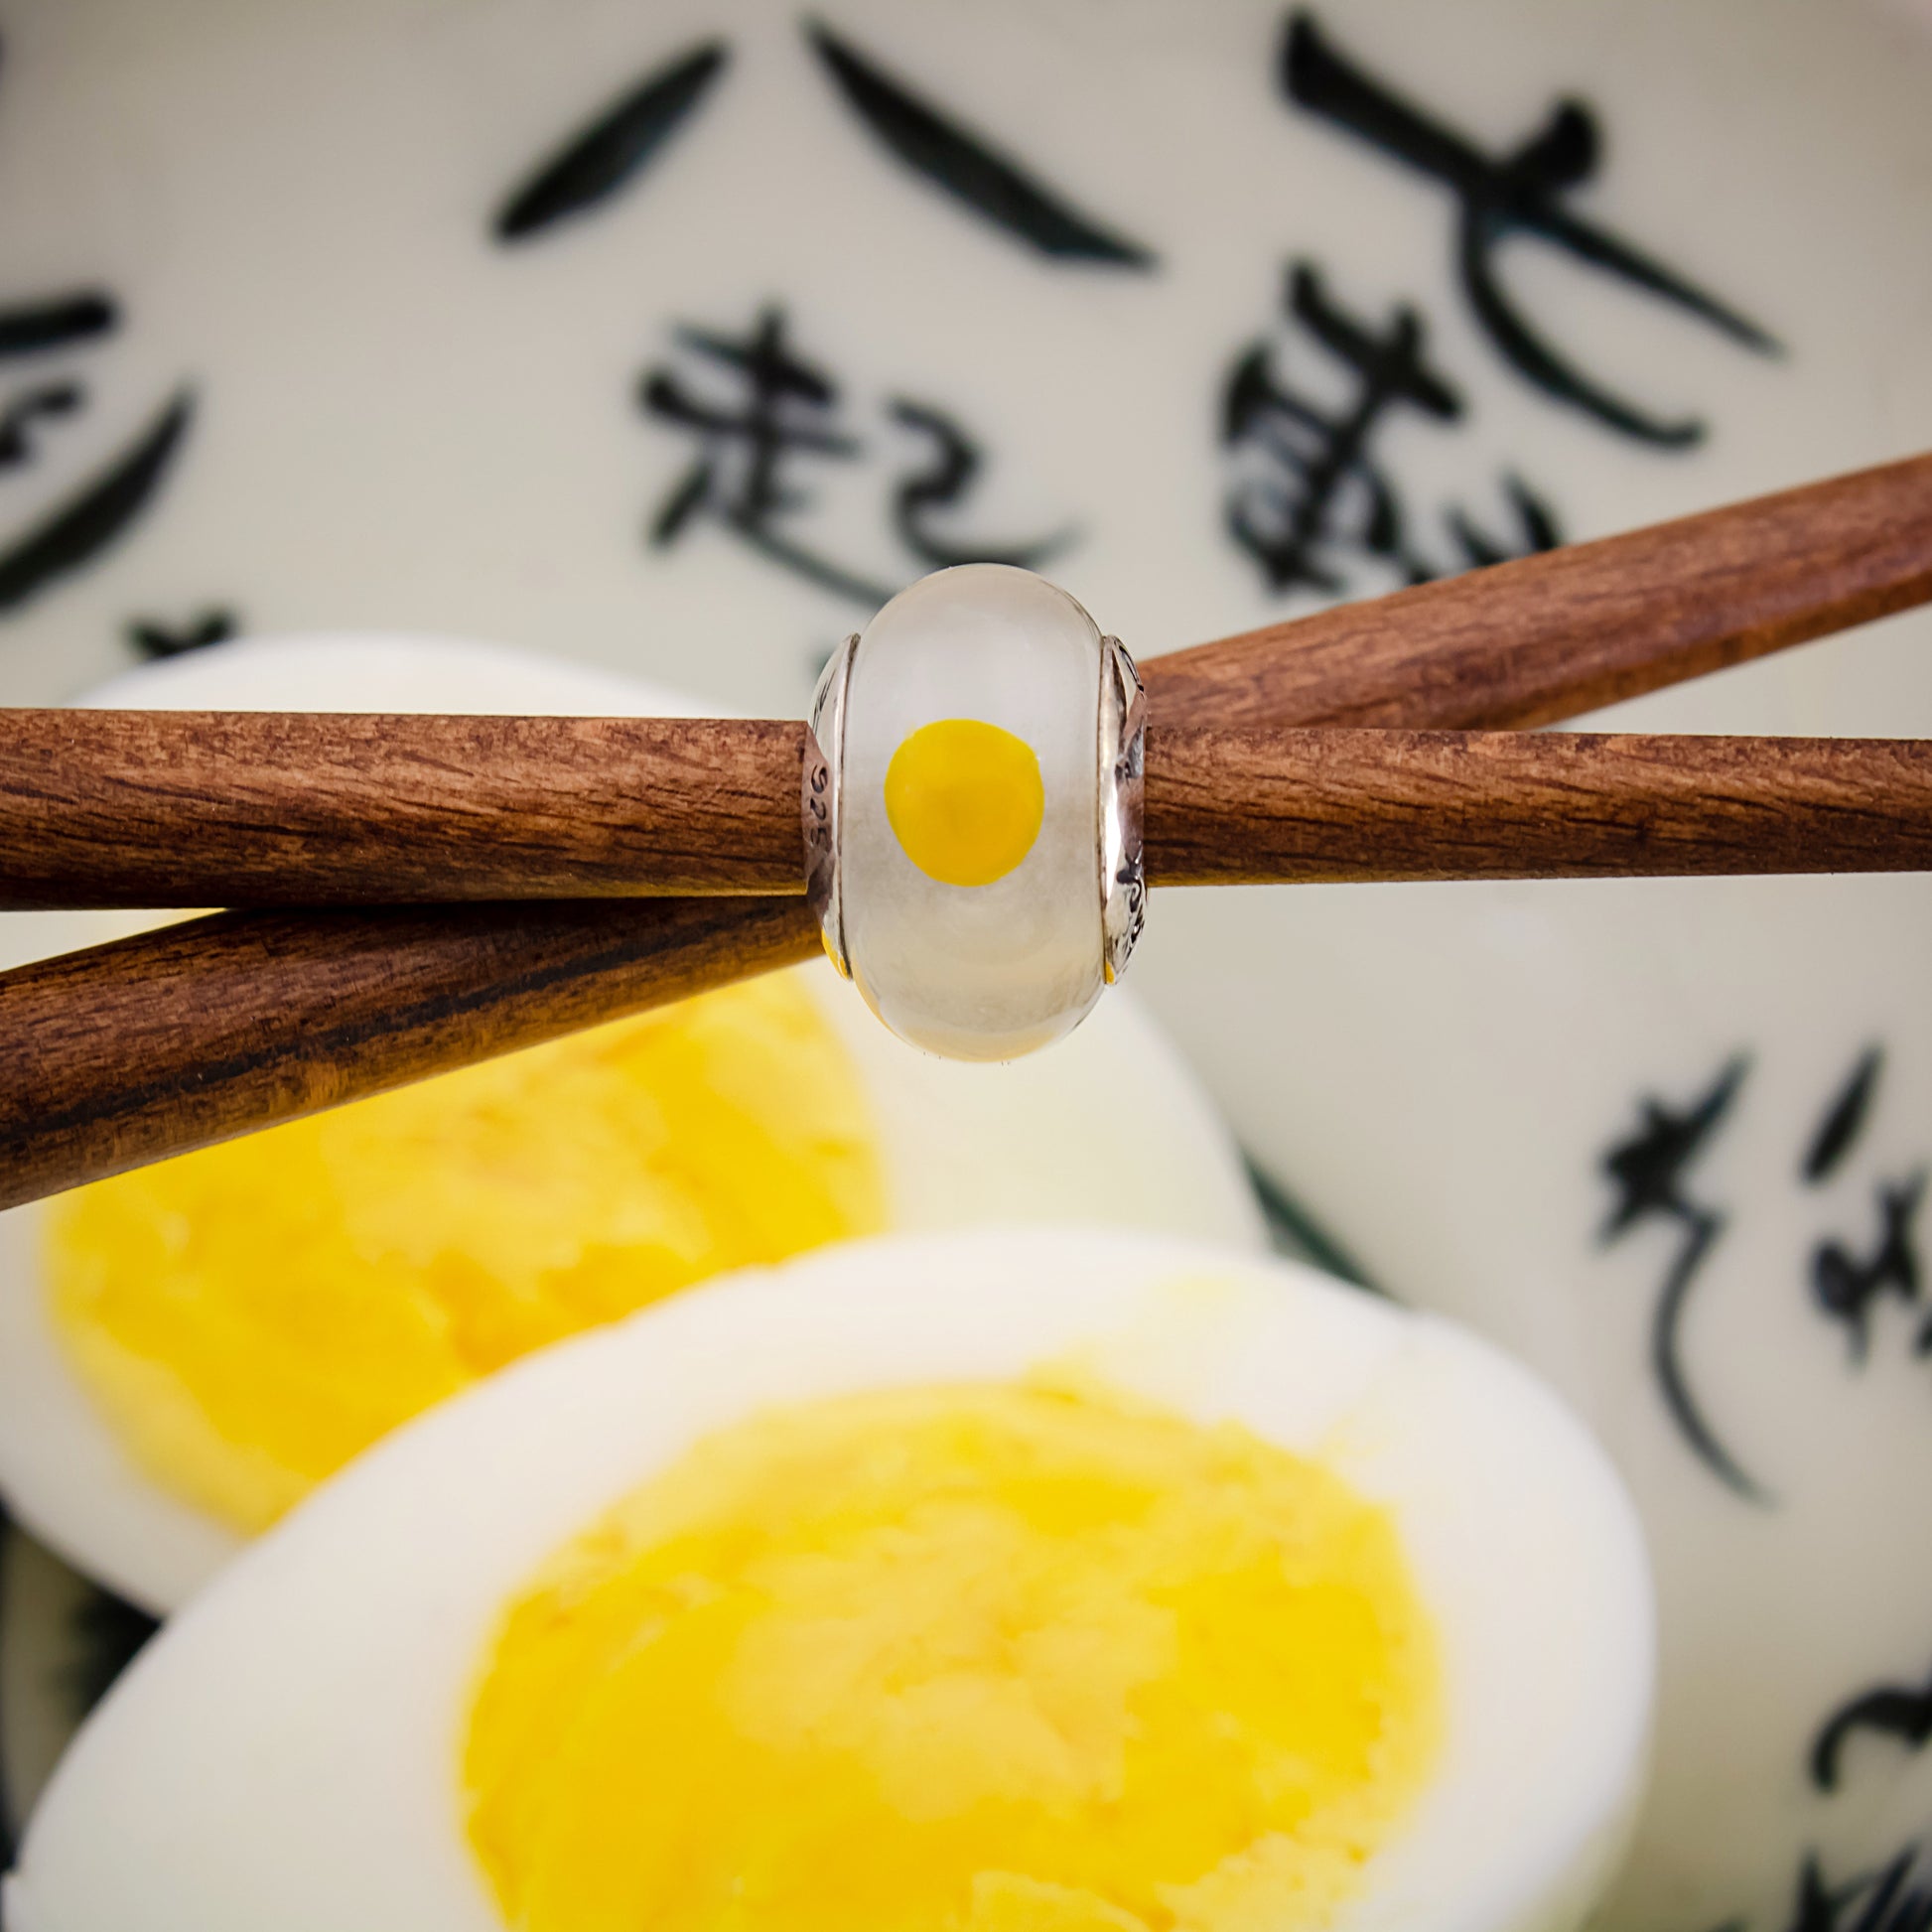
left=1, top=3, right=1930, bottom=1927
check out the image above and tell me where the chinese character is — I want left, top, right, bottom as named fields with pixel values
left=1595, top=1044, right=1932, bottom=1507
left=1798, top=1046, right=1930, bottom=1362
left=493, top=26, right=1152, bottom=266
left=805, top=23, right=1154, bottom=266
left=1597, top=1055, right=1767, bottom=1501
left=0, top=377, right=81, bottom=469
left=0, top=63, right=194, bottom=618
left=126, top=608, right=236, bottom=660
left=1812, top=1662, right=1932, bottom=1794
left=640, top=303, right=1070, bottom=607
left=1774, top=1844, right=1932, bottom=1932
left=0, top=291, right=115, bottom=358
left=887, top=399, right=1071, bottom=574
left=0, top=378, right=195, bottom=617
left=1802, top=1046, right=1884, bottom=1184
left=1283, top=8, right=1778, bottom=448
left=1223, top=259, right=1561, bottom=598
left=1772, top=1639, right=1932, bottom=1932
left=1811, top=1174, right=1926, bottom=1361
left=494, top=40, right=730, bottom=240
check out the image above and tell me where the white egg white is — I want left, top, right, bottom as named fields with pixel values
left=0, top=635, right=1262, bottom=1616
left=2, top=1227, right=1653, bottom=1932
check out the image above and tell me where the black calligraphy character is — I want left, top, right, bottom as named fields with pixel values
left=0, top=290, right=115, bottom=358
left=1812, top=1664, right=1932, bottom=1794
left=886, top=400, right=1073, bottom=574
left=640, top=304, right=893, bottom=606
left=127, top=608, right=237, bottom=660
left=493, top=40, right=729, bottom=241
left=1282, top=10, right=1778, bottom=447
left=1782, top=1625, right=1932, bottom=1932
left=1803, top=1047, right=1885, bottom=1185
left=806, top=22, right=1155, bottom=266
left=1446, top=475, right=1562, bottom=570
left=1223, top=260, right=1459, bottom=595
left=641, top=305, right=1071, bottom=606
left=489, top=26, right=1153, bottom=264
left=1777, top=1846, right=1932, bottom=1932
left=1224, top=260, right=1560, bottom=597
left=1796, top=1047, right=1931, bottom=1362
left=0, top=380, right=81, bottom=468
left=1811, top=1173, right=1926, bottom=1362
left=1241, top=1154, right=1380, bottom=1294
left=0, top=37, right=194, bottom=615
left=0, top=390, right=196, bottom=616
left=1599, top=1056, right=1768, bottom=1502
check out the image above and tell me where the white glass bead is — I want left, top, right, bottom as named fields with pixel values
left=805, top=564, right=1144, bottom=1062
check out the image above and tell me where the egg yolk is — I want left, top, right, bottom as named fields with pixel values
left=885, top=718, right=1045, bottom=888
left=465, top=1378, right=1441, bottom=1932
left=45, top=975, right=886, bottom=1535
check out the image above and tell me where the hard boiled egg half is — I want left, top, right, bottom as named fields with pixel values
left=0, top=636, right=1260, bottom=1616
left=4, top=1228, right=1653, bottom=1932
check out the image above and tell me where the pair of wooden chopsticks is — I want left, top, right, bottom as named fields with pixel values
left=7, top=714, right=1929, bottom=906
left=2, top=452, right=1930, bottom=1211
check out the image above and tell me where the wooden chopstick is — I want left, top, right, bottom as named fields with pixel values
left=1145, top=730, right=1932, bottom=884
left=5, top=716, right=1931, bottom=907
left=0, top=713, right=808, bottom=908
left=6, top=449, right=1925, bottom=911
left=1147, top=448, right=1932, bottom=730
left=4, top=450, right=1930, bottom=1209
left=0, top=898, right=820, bottom=1215
left=4, top=728, right=1928, bottom=1214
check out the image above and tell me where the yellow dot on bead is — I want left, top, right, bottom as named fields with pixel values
left=884, top=719, right=1044, bottom=889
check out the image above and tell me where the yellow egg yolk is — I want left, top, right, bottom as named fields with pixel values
left=885, top=718, right=1045, bottom=888
left=464, top=1378, right=1441, bottom=1932
left=45, top=975, right=886, bottom=1535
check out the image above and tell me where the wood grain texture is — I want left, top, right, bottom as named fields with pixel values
left=1141, top=451, right=1932, bottom=730
left=7, top=453, right=1929, bottom=912
left=0, top=896, right=821, bottom=1209
left=12, top=712, right=1926, bottom=905
left=0, top=712, right=808, bottom=908
left=6, top=451, right=1930, bottom=1207
left=1146, top=729, right=1932, bottom=884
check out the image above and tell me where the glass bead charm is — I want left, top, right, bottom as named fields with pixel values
left=805, top=564, right=1145, bottom=1061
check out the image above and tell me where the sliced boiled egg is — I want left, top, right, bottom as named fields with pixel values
left=0, top=636, right=1261, bottom=1616
left=3, top=1228, right=1653, bottom=1932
